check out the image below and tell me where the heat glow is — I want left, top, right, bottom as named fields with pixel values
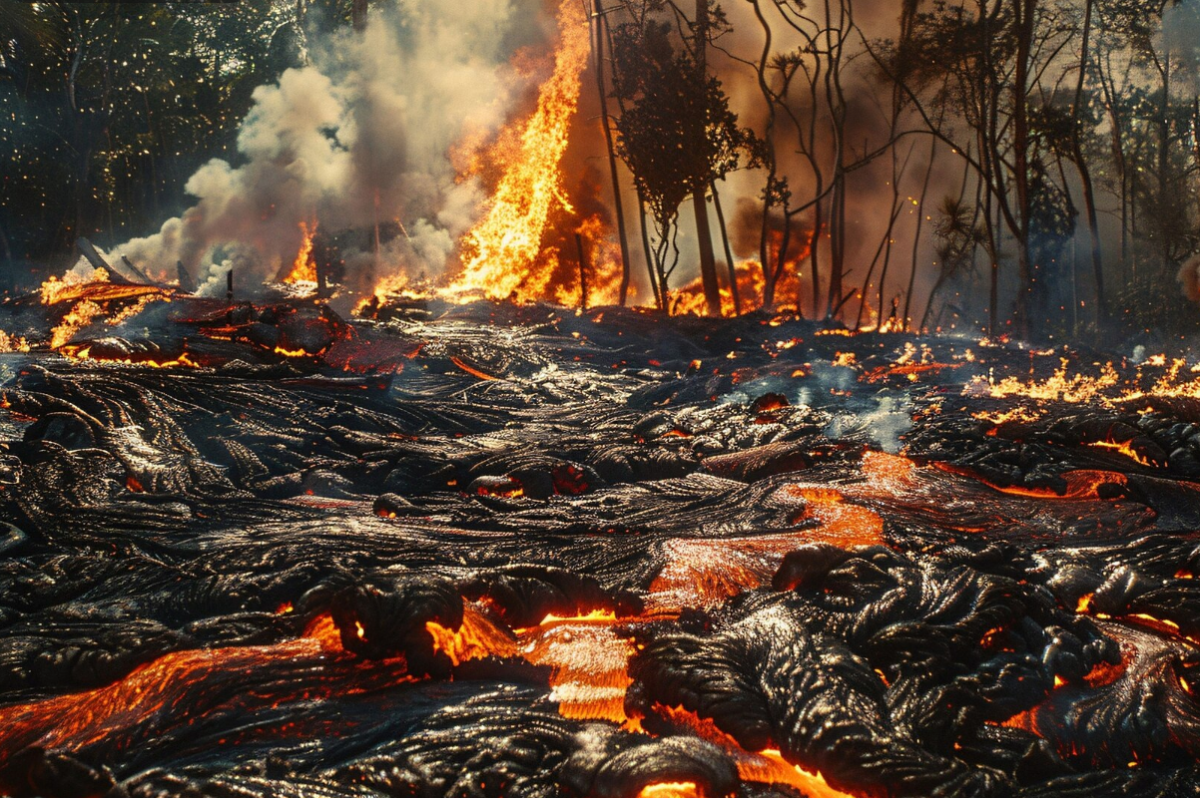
left=448, top=0, right=591, bottom=302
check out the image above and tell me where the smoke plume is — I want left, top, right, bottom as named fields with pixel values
left=104, top=0, right=526, bottom=297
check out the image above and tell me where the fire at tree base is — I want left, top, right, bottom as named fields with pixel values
left=2, top=289, right=1200, bottom=798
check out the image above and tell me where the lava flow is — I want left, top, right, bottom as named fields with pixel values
left=4, top=293, right=1200, bottom=797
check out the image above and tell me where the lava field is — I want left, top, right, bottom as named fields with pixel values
left=4, top=295, right=1200, bottom=798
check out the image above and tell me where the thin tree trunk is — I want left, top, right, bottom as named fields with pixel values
left=1070, top=0, right=1105, bottom=328
left=637, top=191, right=662, bottom=311
left=748, top=0, right=779, bottom=311
left=593, top=0, right=632, bottom=306
left=691, top=0, right=721, bottom=316
left=853, top=202, right=901, bottom=330
left=905, top=138, right=936, bottom=330
left=576, top=233, right=589, bottom=309
left=711, top=180, right=740, bottom=315
left=1158, top=51, right=1172, bottom=277
left=1011, top=0, right=1035, bottom=338
left=810, top=200, right=823, bottom=317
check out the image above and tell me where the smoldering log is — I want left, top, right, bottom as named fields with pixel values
left=75, top=237, right=131, bottom=284
left=176, top=260, right=196, bottom=294
left=120, top=256, right=155, bottom=286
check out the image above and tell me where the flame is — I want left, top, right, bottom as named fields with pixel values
left=49, top=300, right=104, bottom=349
left=673, top=257, right=805, bottom=318
left=273, top=346, right=315, bottom=358
left=40, top=267, right=109, bottom=305
left=966, top=359, right=1121, bottom=404
left=59, top=345, right=200, bottom=369
left=965, top=355, right=1200, bottom=408
left=1087, top=438, right=1158, bottom=467
left=284, top=221, right=318, bottom=284
left=972, top=406, right=1044, bottom=426
left=355, top=272, right=436, bottom=316
left=448, top=0, right=590, bottom=302
left=539, top=609, right=618, bottom=625
left=0, top=330, right=30, bottom=353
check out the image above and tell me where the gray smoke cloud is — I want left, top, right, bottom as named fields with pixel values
left=101, top=0, right=524, bottom=297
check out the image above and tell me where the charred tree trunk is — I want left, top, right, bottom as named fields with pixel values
left=748, top=0, right=779, bottom=312
left=1070, top=0, right=1105, bottom=328
left=711, top=180, right=741, bottom=315
left=637, top=190, right=663, bottom=312
left=1011, top=0, right=1035, bottom=339
left=691, top=0, right=721, bottom=317
left=905, top=138, right=937, bottom=330
left=593, top=0, right=632, bottom=306
left=576, top=233, right=589, bottom=310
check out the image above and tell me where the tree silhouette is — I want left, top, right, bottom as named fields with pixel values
left=610, top=13, right=750, bottom=312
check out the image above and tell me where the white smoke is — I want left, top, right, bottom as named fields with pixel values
left=102, top=0, right=524, bottom=296
left=1164, top=0, right=1200, bottom=81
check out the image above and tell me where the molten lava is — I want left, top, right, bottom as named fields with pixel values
left=1088, top=438, right=1160, bottom=467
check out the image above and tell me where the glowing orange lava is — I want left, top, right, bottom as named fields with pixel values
left=59, top=344, right=200, bottom=369
left=426, top=605, right=518, bottom=666
left=1087, top=438, right=1158, bottom=467
left=0, top=616, right=344, bottom=758
left=636, top=784, right=700, bottom=798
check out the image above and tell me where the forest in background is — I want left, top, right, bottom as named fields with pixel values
left=3, top=0, right=1200, bottom=343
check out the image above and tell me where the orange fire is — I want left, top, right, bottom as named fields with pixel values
left=448, top=0, right=590, bottom=302
left=49, top=300, right=104, bottom=349
left=673, top=256, right=809, bottom=318
left=40, top=267, right=109, bottom=305
left=273, top=345, right=317, bottom=358
left=284, top=221, right=318, bottom=284
left=0, top=330, right=30, bottom=353
left=1087, top=438, right=1159, bottom=467
left=59, top=344, right=200, bottom=369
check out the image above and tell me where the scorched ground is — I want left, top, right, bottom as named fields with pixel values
left=3, top=293, right=1200, bottom=798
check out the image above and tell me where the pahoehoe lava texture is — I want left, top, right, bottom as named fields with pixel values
left=2, top=300, right=1200, bottom=797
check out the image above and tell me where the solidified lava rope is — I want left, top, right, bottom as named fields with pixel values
left=5, top=300, right=1200, bottom=797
